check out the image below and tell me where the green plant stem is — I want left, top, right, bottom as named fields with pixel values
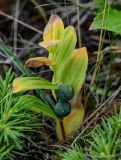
left=111, top=129, right=118, bottom=155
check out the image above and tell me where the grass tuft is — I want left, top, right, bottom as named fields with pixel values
left=0, top=69, right=41, bottom=159
left=59, top=146, right=84, bottom=160
left=90, top=109, right=121, bottom=160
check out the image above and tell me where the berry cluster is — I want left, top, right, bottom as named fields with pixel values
left=54, top=84, right=74, bottom=118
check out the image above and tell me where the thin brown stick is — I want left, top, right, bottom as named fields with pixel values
left=84, top=0, right=108, bottom=109
left=90, top=0, right=107, bottom=87
left=13, top=0, right=20, bottom=54
left=77, top=0, right=81, bottom=47
left=0, top=11, right=43, bottom=35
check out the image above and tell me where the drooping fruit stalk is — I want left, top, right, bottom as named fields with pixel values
left=60, top=120, right=66, bottom=140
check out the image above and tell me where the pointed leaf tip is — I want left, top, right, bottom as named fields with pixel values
left=12, top=77, right=57, bottom=93
left=43, top=14, right=64, bottom=41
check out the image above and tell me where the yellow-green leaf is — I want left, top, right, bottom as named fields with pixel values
left=43, top=14, right=64, bottom=55
left=56, top=93, right=84, bottom=140
left=56, top=107, right=84, bottom=140
left=41, top=14, right=77, bottom=65
left=56, top=47, right=88, bottom=93
left=12, top=77, right=57, bottom=93
left=53, top=26, right=77, bottom=64
left=25, top=57, right=56, bottom=68
left=43, top=14, right=64, bottom=41
left=24, top=95, right=59, bottom=120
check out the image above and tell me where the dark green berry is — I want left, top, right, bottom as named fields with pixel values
left=54, top=100, right=71, bottom=118
left=56, top=84, right=74, bottom=101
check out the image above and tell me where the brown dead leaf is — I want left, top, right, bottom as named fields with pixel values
left=39, top=40, right=60, bottom=48
left=25, top=57, right=56, bottom=68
